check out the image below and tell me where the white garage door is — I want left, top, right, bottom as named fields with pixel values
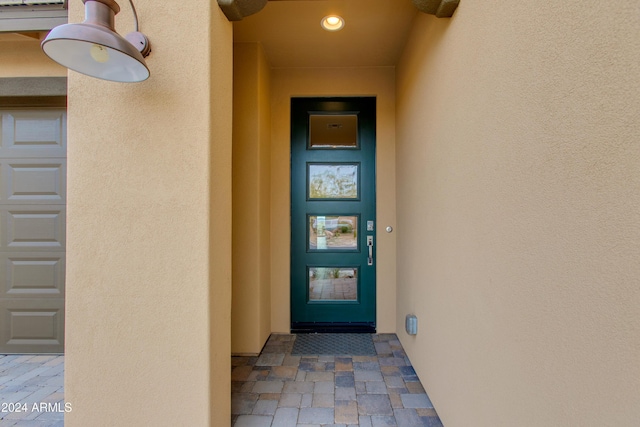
left=0, top=108, right=66, bottom=353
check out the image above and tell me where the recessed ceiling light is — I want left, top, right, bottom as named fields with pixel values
left=321, top=15, right=345, bottom=32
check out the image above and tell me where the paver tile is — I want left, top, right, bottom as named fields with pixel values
left=380, top=366, right=401, bottom=377
left=298, top=407, right=335, bottom=424
left=388, top=392, right=404, bottom=409
left=357, top=394, right=393, bottom=416
left=234, top=414, right=273, bottom=427
left=416, top=408, right=438, bottom=417
left=284, top=381, right=315, bottom=394
left=374, top=342, right=393, bottom=356
left=398, top=366, right=416, bottom=377
left=335, top=357, right=353, bottom=372
left=279, top=393, right=303, bottom=408
left=234, top=381, right=255, bottom=392
left=259, top=393, right=281, bottom=401
left=371, top=415, right=397, bottom=426
left=301, top=393, right=313, bottom=408
left=252, top=399, right=278, bottom=415
left=383, top=376, right=405, bottom=388
left=405, top=382, right=426, bottom=394
left=232, top=392, right=259, bottom=415
left=400, top=393, right=432, bottom=409
left=392, top=350, right=407, bottom=359
left=314, top=381, right=335, bottom=394
left=335, top=386, right=356, bottom=401
left=354, top=371, right=383, bottom=382
left=312, top=393, right=335, bottom=408
left=335, top=399, right=358, bottom=424
left=306, top=371, right=334, bottom=382
left=255, top=353, right=285, bottom=367
left=422, top=415, right=444, bottom=427
left=232, top=366, right=254, bottom=381
left=252, top=380, right=284, bottom=394
left=273, top=407, right=299, bottom=427
left=247, top=369, right=270, bottom=381
left=359, top=416, right=373, bottom=427
left=336, top=374, right=355, bottom=388
left=6, top=421, right=64, bottom=427
left=232, top=356, right=251, bottom=367
left=378, top=358, right=407, bottom=367
left=393, top=408, right=424, bottom=427
left=365, top=381, right=388, bottom=394
left=352, top=356, right=378, bottom=363
left=283, top=355, right=302, bottom=367
left=354, top=362, right=380, bottom=371
left=269, top=366, right=299, bottom=380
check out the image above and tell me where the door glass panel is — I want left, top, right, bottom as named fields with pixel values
left=308, top=164, right=358, bottom=199
left=309, top=267, right=358, bottom=301
left=309, top=114, right=358, bottom=148
left=309, top=215, right=358, bottom=250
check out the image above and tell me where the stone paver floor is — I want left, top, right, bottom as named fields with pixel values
left=232, top=334, right=443, bottom=427
left=0, top=354, right=65, bottom=427
left=1, top=334, right=443, bottom=427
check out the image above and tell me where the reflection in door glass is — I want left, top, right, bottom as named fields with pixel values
left=309, top=216, right=358, bottom=250
left=308, top=164, right=358, bottom=199
left=309, top=267, right=358, bottom=301
left=309, top=114, right=358, bottom=148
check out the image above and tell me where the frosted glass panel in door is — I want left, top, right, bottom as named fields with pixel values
left=308, top=164, right=358, bottom=199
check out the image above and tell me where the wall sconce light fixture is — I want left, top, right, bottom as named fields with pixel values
left=41, top=0, right=151, bottom=83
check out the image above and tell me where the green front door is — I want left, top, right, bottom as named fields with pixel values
left=291, top=97, right=376, bottom=332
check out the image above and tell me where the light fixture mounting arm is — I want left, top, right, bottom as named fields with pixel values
left=126, top=31, right=150, bottom=57
left=123, top=0, right=150, bottom=57
left=83, top=0, right=150, bottom=57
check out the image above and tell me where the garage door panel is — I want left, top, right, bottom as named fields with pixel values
left=0, top=299, right=64, bottom=353
left=1, top=159, right=66, bottom=204
left=0, top=108, right=66, bottom=354
left=0, top=253, right=65, bottom=298
left=0, top=110, right=66, bottom=158
left=3, top=206, right=66, bottom=250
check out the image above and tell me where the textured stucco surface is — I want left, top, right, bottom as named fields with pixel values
left=396, top=1, right=640, bottom=426
left=270, top=67, right=397, bottom=333
left=64, top=1, right=232, bottom=425
left=232, top=42, right=272, bottom=355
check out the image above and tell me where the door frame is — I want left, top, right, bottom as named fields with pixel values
left=290, top=96, right=377, bottom=333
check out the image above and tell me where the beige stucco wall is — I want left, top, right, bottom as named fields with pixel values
left=271, top=67, right=397, bottom=333
left=0, top=39, right=66, bottom=77
left=65, top=1, right=232, bottom=425
left=396, top=2, right=640, bottom=426
left=232, top=42, right=272, bottom=354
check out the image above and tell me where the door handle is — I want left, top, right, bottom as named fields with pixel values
left=367, top=235, right=373, bottom=266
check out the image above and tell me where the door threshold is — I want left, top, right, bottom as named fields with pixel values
left=291, top=322, right=375, bottom=333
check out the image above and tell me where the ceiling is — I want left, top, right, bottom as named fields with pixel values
left=233, top=0, right=419, bottom=68
left=0, top=31, right=43, bottom=41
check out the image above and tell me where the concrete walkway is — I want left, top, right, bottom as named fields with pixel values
left=232, top=334, right=444, bottom=426
left=0, top=355, right=65, bottom=427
